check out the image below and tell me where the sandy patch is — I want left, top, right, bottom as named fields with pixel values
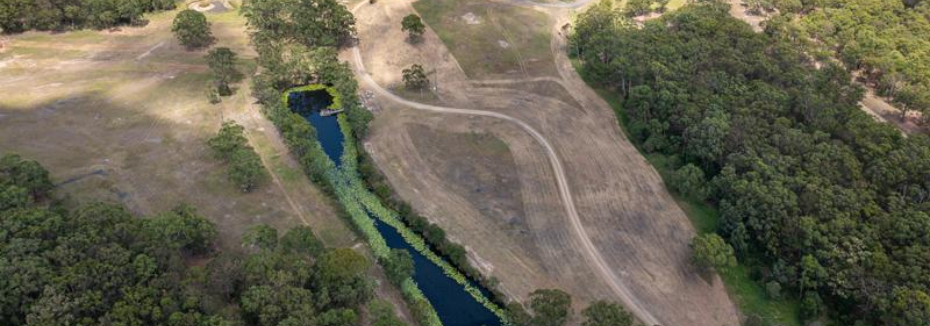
left=461, top=12, right=482, bottom=25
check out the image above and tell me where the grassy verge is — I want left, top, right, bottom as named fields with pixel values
left=572, top=59, right=802, bottom=326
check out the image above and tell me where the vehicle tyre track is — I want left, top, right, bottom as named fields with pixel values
left=349, top=43, right=660, bottom=325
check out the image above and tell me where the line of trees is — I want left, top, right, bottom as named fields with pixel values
left=207, top=122, right=268, bottom=192
left=572, top=2, right=930, bottom=325
left=0, top=0, right=175, bottom=33
left=0, top=153, right=403, bottom=326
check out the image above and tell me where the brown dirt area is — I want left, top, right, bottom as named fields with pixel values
left=351, top=0, right=740, bottom=325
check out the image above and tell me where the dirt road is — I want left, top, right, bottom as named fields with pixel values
left=348, top=0, right=740, bottom=325
left=350, top=44, right=659, bottom=324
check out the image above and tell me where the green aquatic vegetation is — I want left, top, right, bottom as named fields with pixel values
left=277, top=85, right=509, bottom=326
left=279, top=85, right=443, bottom=326
left=336, top=114, right=510, bottom=323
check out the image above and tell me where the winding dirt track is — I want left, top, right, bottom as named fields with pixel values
left=348, top=2, right=657, bottom=322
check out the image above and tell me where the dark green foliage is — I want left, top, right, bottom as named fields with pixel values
left=401, top=14, right=424, bottom=42
left=505, top=302, right=532, bottom=326
left=572, top=3, right=930, bottom=324
left=671, top=164, right=707, bottom=200
left=382, top=248, right=414, bottom=285
left=356, top=149, right=508, bottom=306
left=280, top=226, right=324, bottom=257
left=581, top=301, right=635, bottom=326
left=368, top=300, right=408, bottom=326
left=208, top=122, right=269, bottom=192
left=172, top=9, right=212, bottom=50
left=0, top=0, right=174, bottom=33
left=527, top=289, right=572, bottom=326
left=402, top=64, right=429, bottom=90
left=0, top=156, right=381, bottom=326
left=768, top=0, right=930, bottom=121
left=0, top=154, right=53, bottom=200
left=625, top=0, right=653, bottom=16
left=205, top=47, right=243, bottom=96
left=312, top=248, right=373, bottom=308
left=690, top=233, right=737, bottom=272
left=242, top=0, right=355, bottom=48
left=146, top=203, right=219, bottom=254
left=242, top=224, right=279, bottom=251
left=766, top=281, right=782, bottom=300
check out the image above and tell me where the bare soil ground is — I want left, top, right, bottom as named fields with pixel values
left=352, top=0, right=739, bottom=325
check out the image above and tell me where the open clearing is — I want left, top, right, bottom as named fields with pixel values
left=412, top=0, right=556, bottom=78
left=351, top=0, right=739, bottom=325
left=0, top=8, right=356, bottom=249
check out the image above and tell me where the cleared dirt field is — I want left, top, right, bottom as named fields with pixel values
left=0, top=8, right=355, bottom=249
left=351, top=0, right=739, bottom=325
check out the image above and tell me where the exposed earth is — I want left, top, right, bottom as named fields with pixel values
left=348, top=0, right=740, bottom=325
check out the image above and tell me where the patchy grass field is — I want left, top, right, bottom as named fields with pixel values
left=413, top=0, right=556, bottom=78
left=0, top=7, right=355, bottom=250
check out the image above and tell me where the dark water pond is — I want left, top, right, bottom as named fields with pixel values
left=288, top=89, right=502, bottom=326
left=375, top=220, right=501, bottom=326
left=288, top=90, right=344, bottom=166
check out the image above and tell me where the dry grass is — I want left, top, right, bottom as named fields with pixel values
left=354, top=0, right=740, bottom=325
left=0, top=7, right=354, bottom=249
left=412, top=0, right=556, bottom=78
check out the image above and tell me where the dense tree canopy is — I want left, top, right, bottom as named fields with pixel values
left=767, top=0, right=930, bottom=122
left=0, top=154, right=398, bottom=326
left=0, top=0, right=174, bottom=33
left=572, top=2, right=930, bottom=324
left=242, top=0, right=355, bottom=49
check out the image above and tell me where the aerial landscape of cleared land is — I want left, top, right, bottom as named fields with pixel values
left=1, top=0, right=929, bottom=326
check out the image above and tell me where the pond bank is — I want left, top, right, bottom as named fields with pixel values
left=285, top=87, right=506, bottom=326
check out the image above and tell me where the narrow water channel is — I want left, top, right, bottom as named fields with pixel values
left=288, top=90, right=502, bottom=326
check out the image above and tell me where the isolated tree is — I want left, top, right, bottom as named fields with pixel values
left=528, top=289, right=572, bottom=326
left=402, top=64, right=429, bottom=90
left=205, top=47, right=243, bottom=96
left=582, top=301, right=635, bottom=326
left=172, top=9, right=212, bottom=49
left=690, top=233, right=737, bottom=272
left=401, top=14, right=425, bottom=42
left=382, top=249, right=415, bottom=285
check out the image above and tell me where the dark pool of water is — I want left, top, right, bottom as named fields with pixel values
left=375, top=220, right=502, bottom=326
left=289, top=88, right=502, bottom=326
left=288, top=90, right=344, bottom=166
